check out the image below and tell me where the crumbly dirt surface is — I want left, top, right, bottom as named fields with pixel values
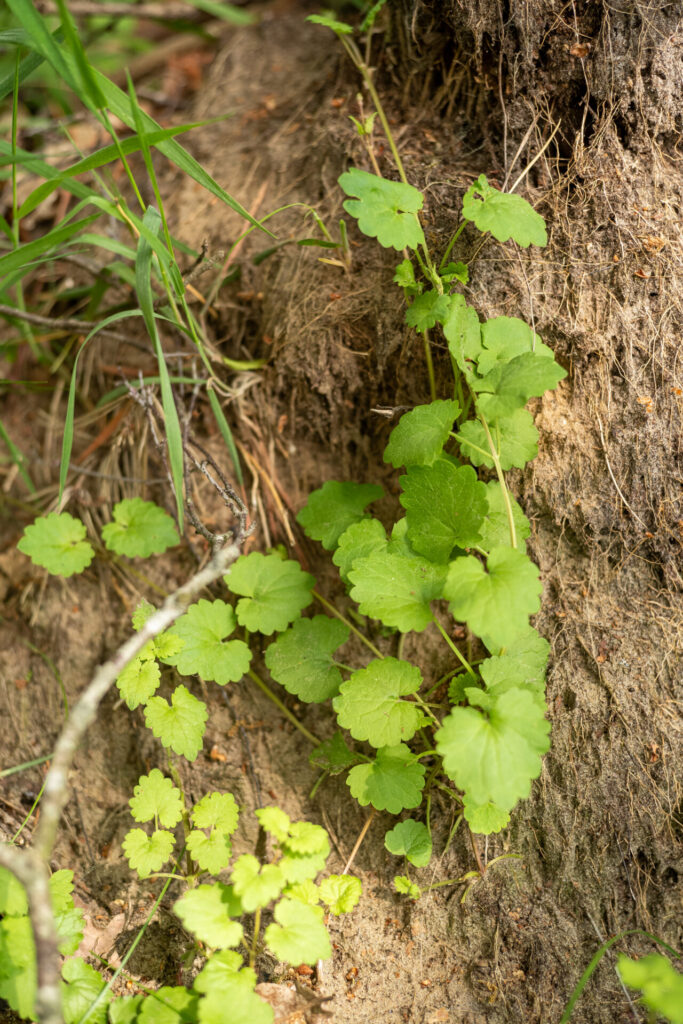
left=1, top=3, right=682, bottom=1024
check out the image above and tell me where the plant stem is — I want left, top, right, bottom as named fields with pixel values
left=413, top=692, right=441, bottom=727
left=439, top=221, right=467, bottom=270
left=479, top=414, right=518, bottom=549
left=342, top=809, right=376, bottom=874
left=247, top=669, right=320, bottom=746
left=313, top=590, right=383, bottom=658
left=249, top=906, right=261, bottom=969
left=422, top=330, right=437, bottom=402
left=433, top=620, right=477, bottom=678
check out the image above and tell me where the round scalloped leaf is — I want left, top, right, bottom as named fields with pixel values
left=309, top=731, right=360, bottom=775
left=137, top=986, right=198, bottom=1024
left=442, top=295, right=482, bottom=375
left=174, top=884, right=244, bottom=949
left=347, top=744, right=426, bottom=814
left=61, top=958, right=110, bottom=1024
left=384, top=820, right=432, bottom=867
left=17, top=512, right=94, bottom=577
left=226, top=553, right=314, bottom=635
left=129, top=769, right=183, bottom=828
left=278, top=848, right=328, bottom=885
left=264, top=899, right=331, bottom=966
left=462, top=797, right=510, bottom=835
left=400, top=461, right=488, bottom=561
left=283, top=821, right=329, bottom=856
left=333, top=518, right=387, bottom=583
left=333, top=658, right=424, bottom=748
left=476, top=317, right=552, bottom=376
left=474, top=352, right=566, bottom=420
left=264, top=616, right=349, bottom=703
left=394, top=875, right=421, bottom=899
left=255, top=806, right=291, bottom=843
left=462, top=175, right=547, bottom=247
left=348, top=550, right=446, bottom=632
left=318, top=874, right=362, bottom=915
left=478, top=481, right=531, bottom=552
left=405, top=290, right=451, bottom=331
left=194, top=951, right=272, bottom=1024
left=296, top=480, right=383, bottom=550
left=339, top=168, right=425, bottom=251
left=162, top=599, right=251, bottom=685
left=101, top=498, right=179, bottom=558
left=143, top=685, right=208, bottom=761
left=122, top=828, right=175, bottom=879
left=186, top=830, right=232, bottom=874
left=192, top=792, right=239, bottom=834
left=0, top=868, right=28, bottom=916
left=116, top=656, right=160, bottom=710
left=457, top=408, right=539, bottom=470
left=436, top=688, right=550, bottom=814
left=109, top=996, right=144, bottom=1024
left=285, top=879, right=320, bottom=907
left=231, top=855, right=285, bottom=913
left=444, top=548, right=542, bottom=649
left=384, top=400, right=460, bottom=469
left=483, top=626, right=550, bottom=679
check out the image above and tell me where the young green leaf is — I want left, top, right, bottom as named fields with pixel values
left=394, top=876, right=421, bottom=899
left=225, top=553, right=314, bottom=635
left=61, top=958, right=110, bottom=1024
left=264, top=616, right=349, bottom=702
left=49, top=871, right=83, bottom=956
left=285, top=879, right=320, bottom=907
left=384, top=820, right=432, bottom=867
left=122, top=828, right=175, bottom=879
left=309, top=731, right=361, bottom=775
left=278, top=848, right=328, bottom=885
left=109, top=995, right=144, bottom=1024
left=132, top=598, right=156, bottom=631
left=339, top=168, right=425, bottom=251
left=192, top=792, right=239, bottom=835
left=116, top=657, right=161, bottom=710
left=442, top=295, right=482, bottom=375
left=333, top=658, right=425, bottom=748
left=129, top=769, right=183, bottom=828
left=483, top=626, right=550, bottom=680
left=137, top=985, right=198, bottom=1024
left=296, top=480, right=383, bottom=550
left=400, top=461, right=488, bottom=561
left=144, top=685, right=208, bottom=761
left=193, top=952, right=272, bottom=1024
left=0, top=867, right=28, bottom=915
left=393, top=258, right=420, bottom=293
left=473, top=351, right=567, bottom=421
left=405, top=290, right=451, bottom=331
left=333, top=518, right=387, bottom=582
left=162, top=599, right=251, bottom=685
left=230, top=855, right=285, bottom=913
left=283, top=822, right=329, bottom=856
left=306, top=13, right=354, bottom=34
left=617, top=954, right=683, bottom=1024
left=264, top=899, right=331, bottom=965
left=186, top=831, right=233, bottom=875
left=436, top=688, right=550, bottom=814
left=475, top=316, right=552, bottom=376
left=383, top=400, right=460, bottom=469
left=174, top=884, right=244, bottom=949
left=457, top=408, right=539, bottom=470
left=255, top=806, right=291, bottom=844
left=318, top=874, right=362, bottom=915
left=347, top=744, right=426, bottom=814
left=101, top=498, right=179, bottom=558
left=17, top=512, right=94, bottom=577
left=348, top=550, right=446, bottom=632
left=0, top=914, right=35, bottom=1019
left=462, top=175, right=547, bottom=247
left=440, top=260, right=469, bottom=285
left=444, top=548, right=542, bottom=649
left=462, top=796, right=511, bottom=835
left=478, top=481, right=531, bottom=551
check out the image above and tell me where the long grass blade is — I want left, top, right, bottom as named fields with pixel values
left=0, top=212, right=101, bottom=278
left=0, top=418, right=36, bottom=493
left=135, top=207, right=185, bottom=528
left=207, top=385, right=243, bottom=487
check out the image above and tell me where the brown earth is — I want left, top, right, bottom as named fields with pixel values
left=1, top=3, right=681, bottom=1024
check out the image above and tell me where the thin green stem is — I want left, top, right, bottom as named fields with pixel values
left=443, top=813, right=463, bottom=856
left=250, top=906, right=261, bottom=969
left=413, top=692, right=440, bottom=727
left=422, top=330, right=437, bottom=402
left=12, top=780, right=46, bottom=843
left=313, top=590, right=383, bottom=658
left=439, top=221, right=467, bottom=270
left=248, top=669, right=320, bottom=746
left=433, top=619, right=477, bottom=678
left=479, top=414, right=518, bottom=549
left=0, top=754, right=54, bottom=780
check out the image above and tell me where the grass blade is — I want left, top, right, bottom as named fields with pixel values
left=185, top=0, right=255, bottom=25
left=135, top=207, right=185, bottom=528
left=0, top=417, right=36, bottom=493
left=207, top=384, right=243, bottom=487
left=0, top=212, right=101, bottom=278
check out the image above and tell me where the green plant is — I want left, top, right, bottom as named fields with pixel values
left=617, top=954, right=683, bottom=1024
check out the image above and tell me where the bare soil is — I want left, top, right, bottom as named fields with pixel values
left=1, top=3, right=681, bottom=1024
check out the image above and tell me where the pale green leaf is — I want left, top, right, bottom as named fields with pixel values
left=339, top=168, right=425, bottom=251
left=226, top=553, right=314, bottom=635
left=442, top=295, right=481, bottom=375
left=462, top=175, right=547, bottom=247
left=17, top=512, right=94, bottom=577
left=318, top=875, right=362, bottom=915
left=129, top=769, right=183, bottom=828
left=332, top=518, right=387, bottom=582
left=384, top=820, right=432, bottom=867
left=476, top=316, right=552, bottom=376
left=264, top=899, right=331, bottom=965
left=457, top=408, right=539, bottom=470
left=61, top=958, right=110, bottom=1024
left=462, top=797, right=510, bottom=834
left=194, top=952, right=272, bottom=1024
left=163, top=600, right=251, bottom=685
left=617, top=954, right=683, bottom=1024
left=347, top=744, right=426, bottom=814
left=348, top=550, right=446, bottom=632
left=333, top=658, right=424, bottom=747
left=283, top=822, right=329, bottom=856
left=174, top=884, right=243, bottom=948
left=394, top=876, right=421, bottom=899
left=400, top=461, right=488, bottom=561
left=255, top=806, right=290, bottom=844
left=143, top=685, right=208, bottom=761
left=192, top=792, right=239, bottom=834
left=474, top=352, right=566, bottom=420
left=186, top=831, right=232, bottom=874
left=137, top=985, right=198, bottom=1024
left=116, top=657, right=161, bottom=710
left=264, top=616, right=349, bottom=702
left=405, top=290, right=450, bottom=331
left=101, top=498, right=179, bottom=557
left=230, top=856, right=285, bottom=913
left=122, top=829, right=175, bottom=879
left=478, top=481, right=531, bottom=551
left=383, top=400, right=460, bottom=469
